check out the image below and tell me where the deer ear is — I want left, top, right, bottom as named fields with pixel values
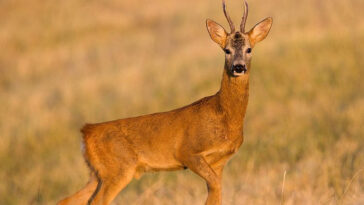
left=206, top=19, right=227, bottom=48
left=248, top=17, right=273, bottom=47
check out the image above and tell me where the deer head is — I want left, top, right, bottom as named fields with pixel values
left=206, top=0, right=273, bottom=77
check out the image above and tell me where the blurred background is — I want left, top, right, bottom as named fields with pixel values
left=0, top=0, right=363, bottom=204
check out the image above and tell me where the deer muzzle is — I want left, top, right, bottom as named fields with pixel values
left=232, top=64, right=247, bottom=76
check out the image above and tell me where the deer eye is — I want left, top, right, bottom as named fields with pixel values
left=246, top=48, right=252, bottom=53
left=224, top=49, right=231, bottom=54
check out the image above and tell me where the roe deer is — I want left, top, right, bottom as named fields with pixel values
left=58, top=0, right=272, bottom=204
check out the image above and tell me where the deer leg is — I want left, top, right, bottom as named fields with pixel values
left=184, top=155, right=222, bottom=205
left=58, top=172, right=98, bottom=205
left=89, top=167, right=135, bottom=205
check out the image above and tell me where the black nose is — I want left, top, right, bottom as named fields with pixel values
left=232, top=64, right=247, bottom=73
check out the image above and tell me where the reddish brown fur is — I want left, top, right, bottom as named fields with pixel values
left=58, top=1, right=272, bottom=205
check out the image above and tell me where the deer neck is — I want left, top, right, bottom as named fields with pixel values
left=217, top=68, right=250, bottom=129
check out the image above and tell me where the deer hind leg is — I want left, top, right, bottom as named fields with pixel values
left=88, top=166, right=136, bottom=205
left=183, top=155, right=222, bottom=205
left=83, top=131, right=139, bottom=205
left=57, top=172, right=98, bottom=205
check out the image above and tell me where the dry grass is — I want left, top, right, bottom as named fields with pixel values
left=0, top=0, right=363, bottom=204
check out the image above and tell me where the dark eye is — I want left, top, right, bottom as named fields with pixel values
left=246, top=48, right=252, bottom=53
left=224, top=49, right=231, bottom=54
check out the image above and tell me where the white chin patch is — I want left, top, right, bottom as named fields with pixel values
left=233, top=70, right=246, bottom=76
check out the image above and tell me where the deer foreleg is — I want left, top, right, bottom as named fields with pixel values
left=183, top=155, right=222, bottom=205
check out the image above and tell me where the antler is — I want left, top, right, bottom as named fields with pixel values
left=222, top=0, right=235, bottom=33
left=240, top=0, right=249, bottom=33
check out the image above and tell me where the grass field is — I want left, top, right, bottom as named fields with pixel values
left=0, top=0, right=363, bottom=204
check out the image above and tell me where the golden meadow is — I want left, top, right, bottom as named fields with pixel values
left=0, top=0, right=363, bottom=204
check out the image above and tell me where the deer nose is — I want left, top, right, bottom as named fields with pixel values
left=232, top=64, right=247, bottom=74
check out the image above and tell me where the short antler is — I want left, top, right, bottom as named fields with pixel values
left=222, top=0, right=235, bottom=33
left=240, top=1, right=248, bottom=33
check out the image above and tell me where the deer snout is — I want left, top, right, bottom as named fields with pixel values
left=232, top=63, right=247, bottom=75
